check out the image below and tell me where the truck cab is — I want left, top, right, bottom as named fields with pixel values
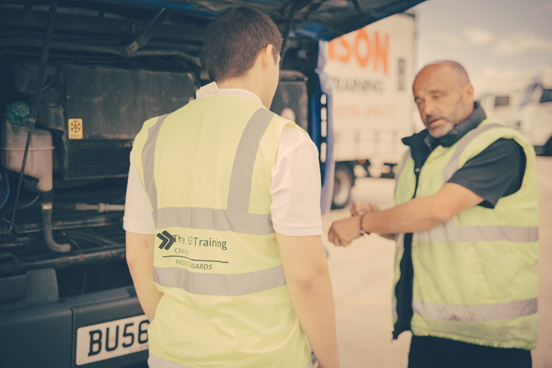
left=0, top=1, right=424, bottom=367
left=516, top=67, right=552, bottom=155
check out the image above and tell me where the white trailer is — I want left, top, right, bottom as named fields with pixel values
left=322, top=12, right=416, bottom=208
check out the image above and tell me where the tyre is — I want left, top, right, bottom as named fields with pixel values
left=331, top=163, right=354, bottom=209
left=545, top=137, right=552, bottom=156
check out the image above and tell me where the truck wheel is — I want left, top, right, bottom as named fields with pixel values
left=332, top=163, right=354, bottom=210
left=546, top=137, right=552, bottom=156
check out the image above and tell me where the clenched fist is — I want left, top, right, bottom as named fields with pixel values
left=351, top=201, right=380, bottom=216
left=328, top=216, right=363, bottom=247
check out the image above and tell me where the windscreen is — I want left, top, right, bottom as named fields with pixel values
left=540, top=89, right=552, bottom=104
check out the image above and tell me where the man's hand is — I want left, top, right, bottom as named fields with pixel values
left=349, top=201, right=396, bottom=241
left=351, top=201, right=380, bottom=216
left=328, top=215, right=363, bottom=247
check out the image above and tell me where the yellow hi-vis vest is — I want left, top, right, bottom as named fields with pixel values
left=393, top=119, right=540, bottom=350
left=132, top=96, right=311, bottom=367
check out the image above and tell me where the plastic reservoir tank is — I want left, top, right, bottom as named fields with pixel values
left=2, top=102, right=54, bottom=192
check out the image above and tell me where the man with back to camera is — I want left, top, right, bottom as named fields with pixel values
left=328, top=60, right=539, bottom=368
left=123, top=7, right=339, bottom=368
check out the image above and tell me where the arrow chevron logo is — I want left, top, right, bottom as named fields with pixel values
left=157, top=231, right=176, bottom=250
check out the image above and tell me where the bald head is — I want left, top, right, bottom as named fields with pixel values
left=413, top=60, right=474, bottom=138
left=431, top=60, right=470, bottom=84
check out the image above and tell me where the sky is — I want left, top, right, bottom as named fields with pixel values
left=412, top=0, right=552, bottom=94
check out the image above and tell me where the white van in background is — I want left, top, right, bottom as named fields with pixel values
left=516, top=66, right=552, bottom=155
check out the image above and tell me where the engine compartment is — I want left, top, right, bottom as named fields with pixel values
left=0, top=1, right=318, bottom=301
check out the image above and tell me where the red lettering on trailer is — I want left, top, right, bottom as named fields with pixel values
left=355, top=29, right=369, bottom=68
left=328, top=29, right=389, bottom=74
left=374, top=32, right=389, bottom=75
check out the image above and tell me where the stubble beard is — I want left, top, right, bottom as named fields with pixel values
left=426, top=97, right=467, bottom=138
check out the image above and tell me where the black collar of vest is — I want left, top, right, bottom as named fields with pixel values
left=402, top=102, right=487, bottom=152
left=439, top=102, right=487, bottom=147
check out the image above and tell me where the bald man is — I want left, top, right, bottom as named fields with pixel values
left=329, top=61, right=539, bottom=368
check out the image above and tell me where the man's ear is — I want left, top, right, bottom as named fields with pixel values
left=262, top=44, right=276, bottom=71
left=464, top=83, right=474, bottom=99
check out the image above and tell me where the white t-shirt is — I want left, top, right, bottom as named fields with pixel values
left=123, top=85, right=323, bottom=236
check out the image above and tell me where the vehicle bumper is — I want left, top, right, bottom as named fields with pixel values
left=1, top=277, right=148, bottom=368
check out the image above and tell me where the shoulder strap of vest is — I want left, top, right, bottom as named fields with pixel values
left=141, top=113, right=171, bottom=216
left=442, top=122, right=505, bottom=183
left=227, top=108, right=275, bottom=213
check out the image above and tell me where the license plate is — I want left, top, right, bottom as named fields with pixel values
left=75, top=314, right=149, bottom=366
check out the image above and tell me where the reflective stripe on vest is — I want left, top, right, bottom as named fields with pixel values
left=142, top=108, right=274, bottom=234
left=414, top=219, right=538, bottom=242
left=153, top=264, right=285, bottom=296
left=155, top=207, right=273, bottom=236
left=148, top=352, right=315, bottom=368
left=413, top=298, right=538, bottom=322
left=413, top=122, right=538, bottom=243
left=145, top=108, right=285, bottom=296
left=392, top=298, right=537, bottom=322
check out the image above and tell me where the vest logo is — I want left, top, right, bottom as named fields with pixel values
left=157, top=231, right=176, bottom=250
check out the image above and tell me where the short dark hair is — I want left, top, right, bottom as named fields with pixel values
left=203, top=7, right=282, bottom=82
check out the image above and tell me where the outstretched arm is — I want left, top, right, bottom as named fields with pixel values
left=276, top=232, right=339, bottom=368
left=329, top=182, right=483, bottom=246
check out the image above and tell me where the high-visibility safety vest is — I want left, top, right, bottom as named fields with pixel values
left=132, top=96, right=312, bottom=368
left=393, top=119, right=540, bottom=350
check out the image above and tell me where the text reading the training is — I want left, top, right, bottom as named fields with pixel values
left=187, top=235, right=227, bottom=251
left=157, top=231, right=230, bottom=270
left=158, top=231, right=228, bottom=251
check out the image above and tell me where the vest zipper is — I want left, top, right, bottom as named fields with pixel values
left=392, top=166, right=421, bottom=339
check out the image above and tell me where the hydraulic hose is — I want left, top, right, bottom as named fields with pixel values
left=41, top=191, right=70, bottom=253
left=65, top=231, right=119, bottom=247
